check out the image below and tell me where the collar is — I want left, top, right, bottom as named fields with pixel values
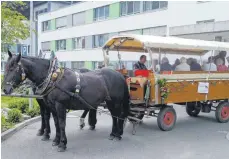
left=75, top=71, right=81, bottom=93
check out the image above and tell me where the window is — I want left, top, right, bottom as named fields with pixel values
left=94, top=6, right=109, bottom=21
left=73, top=37, right=85, bottom=49
left=34, top=8, right=48, bottom=20
left=42, top=20, right=51, bottom=31
left=60, top=62, right=67, bottom=68
left=56, top=16, right=67, bottom=29
left=56, top=40, right=66, bottom=51
left=71, top=61, right=85, bottom=70
left=120, top=1, right=140, bottom=16
left=119, top=29, right=142, bottom=35
left=143, top=1, right=168, bottom=12
left=93, top=34, right=109, bottom=48
left=41, top=41, right=51, bottom=52
left=72, top=12, right=85, bottom=26
left=142, top=26, right=167, bottom=36
left=196, top=19, right=215, bottom=24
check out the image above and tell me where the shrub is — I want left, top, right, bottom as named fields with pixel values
left=26, top=109, right=39, bottom=118
left=8, top=99, right=29, bottom=114
left=7, top=109, right=23, bottom=123
left=1, top=114, right=14, bottom=132
left=1, top=114, right=6, bottom=126
left=26, top=101, right=40, bottom=118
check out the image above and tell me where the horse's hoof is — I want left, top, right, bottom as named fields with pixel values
left=57, top=145, right=66, bottom=152
left=108, top=135, right=115, bottom=140
left=115, top=136, right=122, bottom=141
left=89, top=126, right=95, bottom=130
left=36, top=130, right=44, bottom=136
left=80, top=123, right=85, bottom=129
left=41, top=134, right=50, bottom=141
left=52, top=141, right=60, bottom=146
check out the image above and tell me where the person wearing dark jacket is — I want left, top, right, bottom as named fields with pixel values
left=190, top=58, right=202, bottom=71
left=172, top=59, right=180, bottom=71
left=160, top=57, right=173, bottom=72
left=134, top=55, right=147, bottom=70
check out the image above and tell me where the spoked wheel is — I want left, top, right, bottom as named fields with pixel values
left=186, top=102, right=201, bottom=117
left=215, top=102, right=229, bottom=123
left=157, top=106, right=177, bottom=131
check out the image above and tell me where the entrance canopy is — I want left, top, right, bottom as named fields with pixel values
left=102, top=34, right=229, bottom=56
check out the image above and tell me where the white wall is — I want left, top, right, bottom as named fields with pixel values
left=38, top=1, right=229, bottom=62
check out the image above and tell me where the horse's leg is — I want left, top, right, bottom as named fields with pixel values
left=52, top=110, right=61, bottom=146
left=41, top=106, right=51, bottom=141
left=79, top=109, right=89, bottom=129
left=88, top=108, right=97, bottom=130
left=36, top=99, right=45, bottom=136
left=117, top=106, right=125, bottom=140
left=107, top=101, right=118, bottom=140
left=55, top=102, right=67, bottom=152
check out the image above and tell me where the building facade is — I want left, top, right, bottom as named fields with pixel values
left=37, top=1, right=229, bottom=70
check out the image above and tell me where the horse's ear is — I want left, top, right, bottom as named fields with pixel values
left=16, top=52, right=22, bottom=64
left=8, top=50, right=12, bottom=58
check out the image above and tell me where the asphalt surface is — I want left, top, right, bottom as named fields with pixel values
left=2, top=106, right=229, bottom=159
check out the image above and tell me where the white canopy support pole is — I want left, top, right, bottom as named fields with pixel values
left=158, top=48, right=162, bottom=65
left=148, top=48, right=155, bottom=72
left=103, top=49, right=108, bottom=67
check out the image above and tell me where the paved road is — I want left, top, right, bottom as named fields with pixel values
left=2, top=106, right=229, bottom=159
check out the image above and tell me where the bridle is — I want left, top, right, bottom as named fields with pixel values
left=4, top=62, right=26, bottom=87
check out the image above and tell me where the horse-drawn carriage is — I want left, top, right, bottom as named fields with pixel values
left=102, top=34, right=229, bottom=132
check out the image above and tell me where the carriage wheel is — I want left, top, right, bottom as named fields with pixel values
left=157, top=106, right=177, bottom=131
left=186, top=102, right=201, bottom=117
left=215, top=102, right=229, bottom=123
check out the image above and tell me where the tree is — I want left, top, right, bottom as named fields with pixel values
left=1, top=1, right=30, bottom=59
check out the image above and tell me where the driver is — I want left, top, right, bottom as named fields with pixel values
left=134, top=55, right=147, bottom=70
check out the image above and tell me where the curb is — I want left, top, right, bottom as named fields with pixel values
left=1, top=116, right=41, bottom=142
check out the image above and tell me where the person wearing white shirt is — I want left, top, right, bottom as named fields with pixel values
left=202, top=56, right=217, bottom=71
left=175, top=57, right=190, bottom=71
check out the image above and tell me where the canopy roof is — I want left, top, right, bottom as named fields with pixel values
left=102, top=34, right=229, bottom=55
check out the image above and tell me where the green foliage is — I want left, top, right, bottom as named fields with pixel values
left=1, top=1, right=30, bottom=49
left=8, top=99, right=29, bottom=113
left=26, top=108, right=39, bottom=118
left=26, top=101, right=40, bottom=118
left=157, top=79, right=170, bottom=99
left=1, top=114, right=14, bottom=132
left=7, top=108, right=22, bottom=123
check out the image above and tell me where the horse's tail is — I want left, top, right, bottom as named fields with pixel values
left=123, top=81, right=130, bottom=118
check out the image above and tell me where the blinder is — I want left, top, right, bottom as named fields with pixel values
left=18, top=62, right=26, bottom=81
left=6, top=62, right=26, bottom=86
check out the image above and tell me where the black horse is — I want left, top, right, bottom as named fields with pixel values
left=36, top=67, right=96, bottom=141
left=3, top=52, right=130, bottom=152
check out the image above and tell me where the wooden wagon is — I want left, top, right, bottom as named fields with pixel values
left=102, top=34, right=229, bottom=132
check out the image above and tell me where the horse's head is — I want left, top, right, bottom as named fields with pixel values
left=2, top=50, right=26, bottom=94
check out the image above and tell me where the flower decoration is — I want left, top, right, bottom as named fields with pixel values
left=157, top=78, right=170, bottom=100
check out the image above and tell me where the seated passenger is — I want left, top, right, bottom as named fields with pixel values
left=216, top=58, right=228, bottom=71
left=134, top=55, right=147, bottom=70
left=175, top=57, right=190, bottom=71
left=202, top=56, right=217, bottom=71
left=214, top=51, right=227, bottom=66
left=172, top=59, right=180, bottom=71
left=160, top=57, right=173, bottom=72
left=190, top=58, right=202, bottom=71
